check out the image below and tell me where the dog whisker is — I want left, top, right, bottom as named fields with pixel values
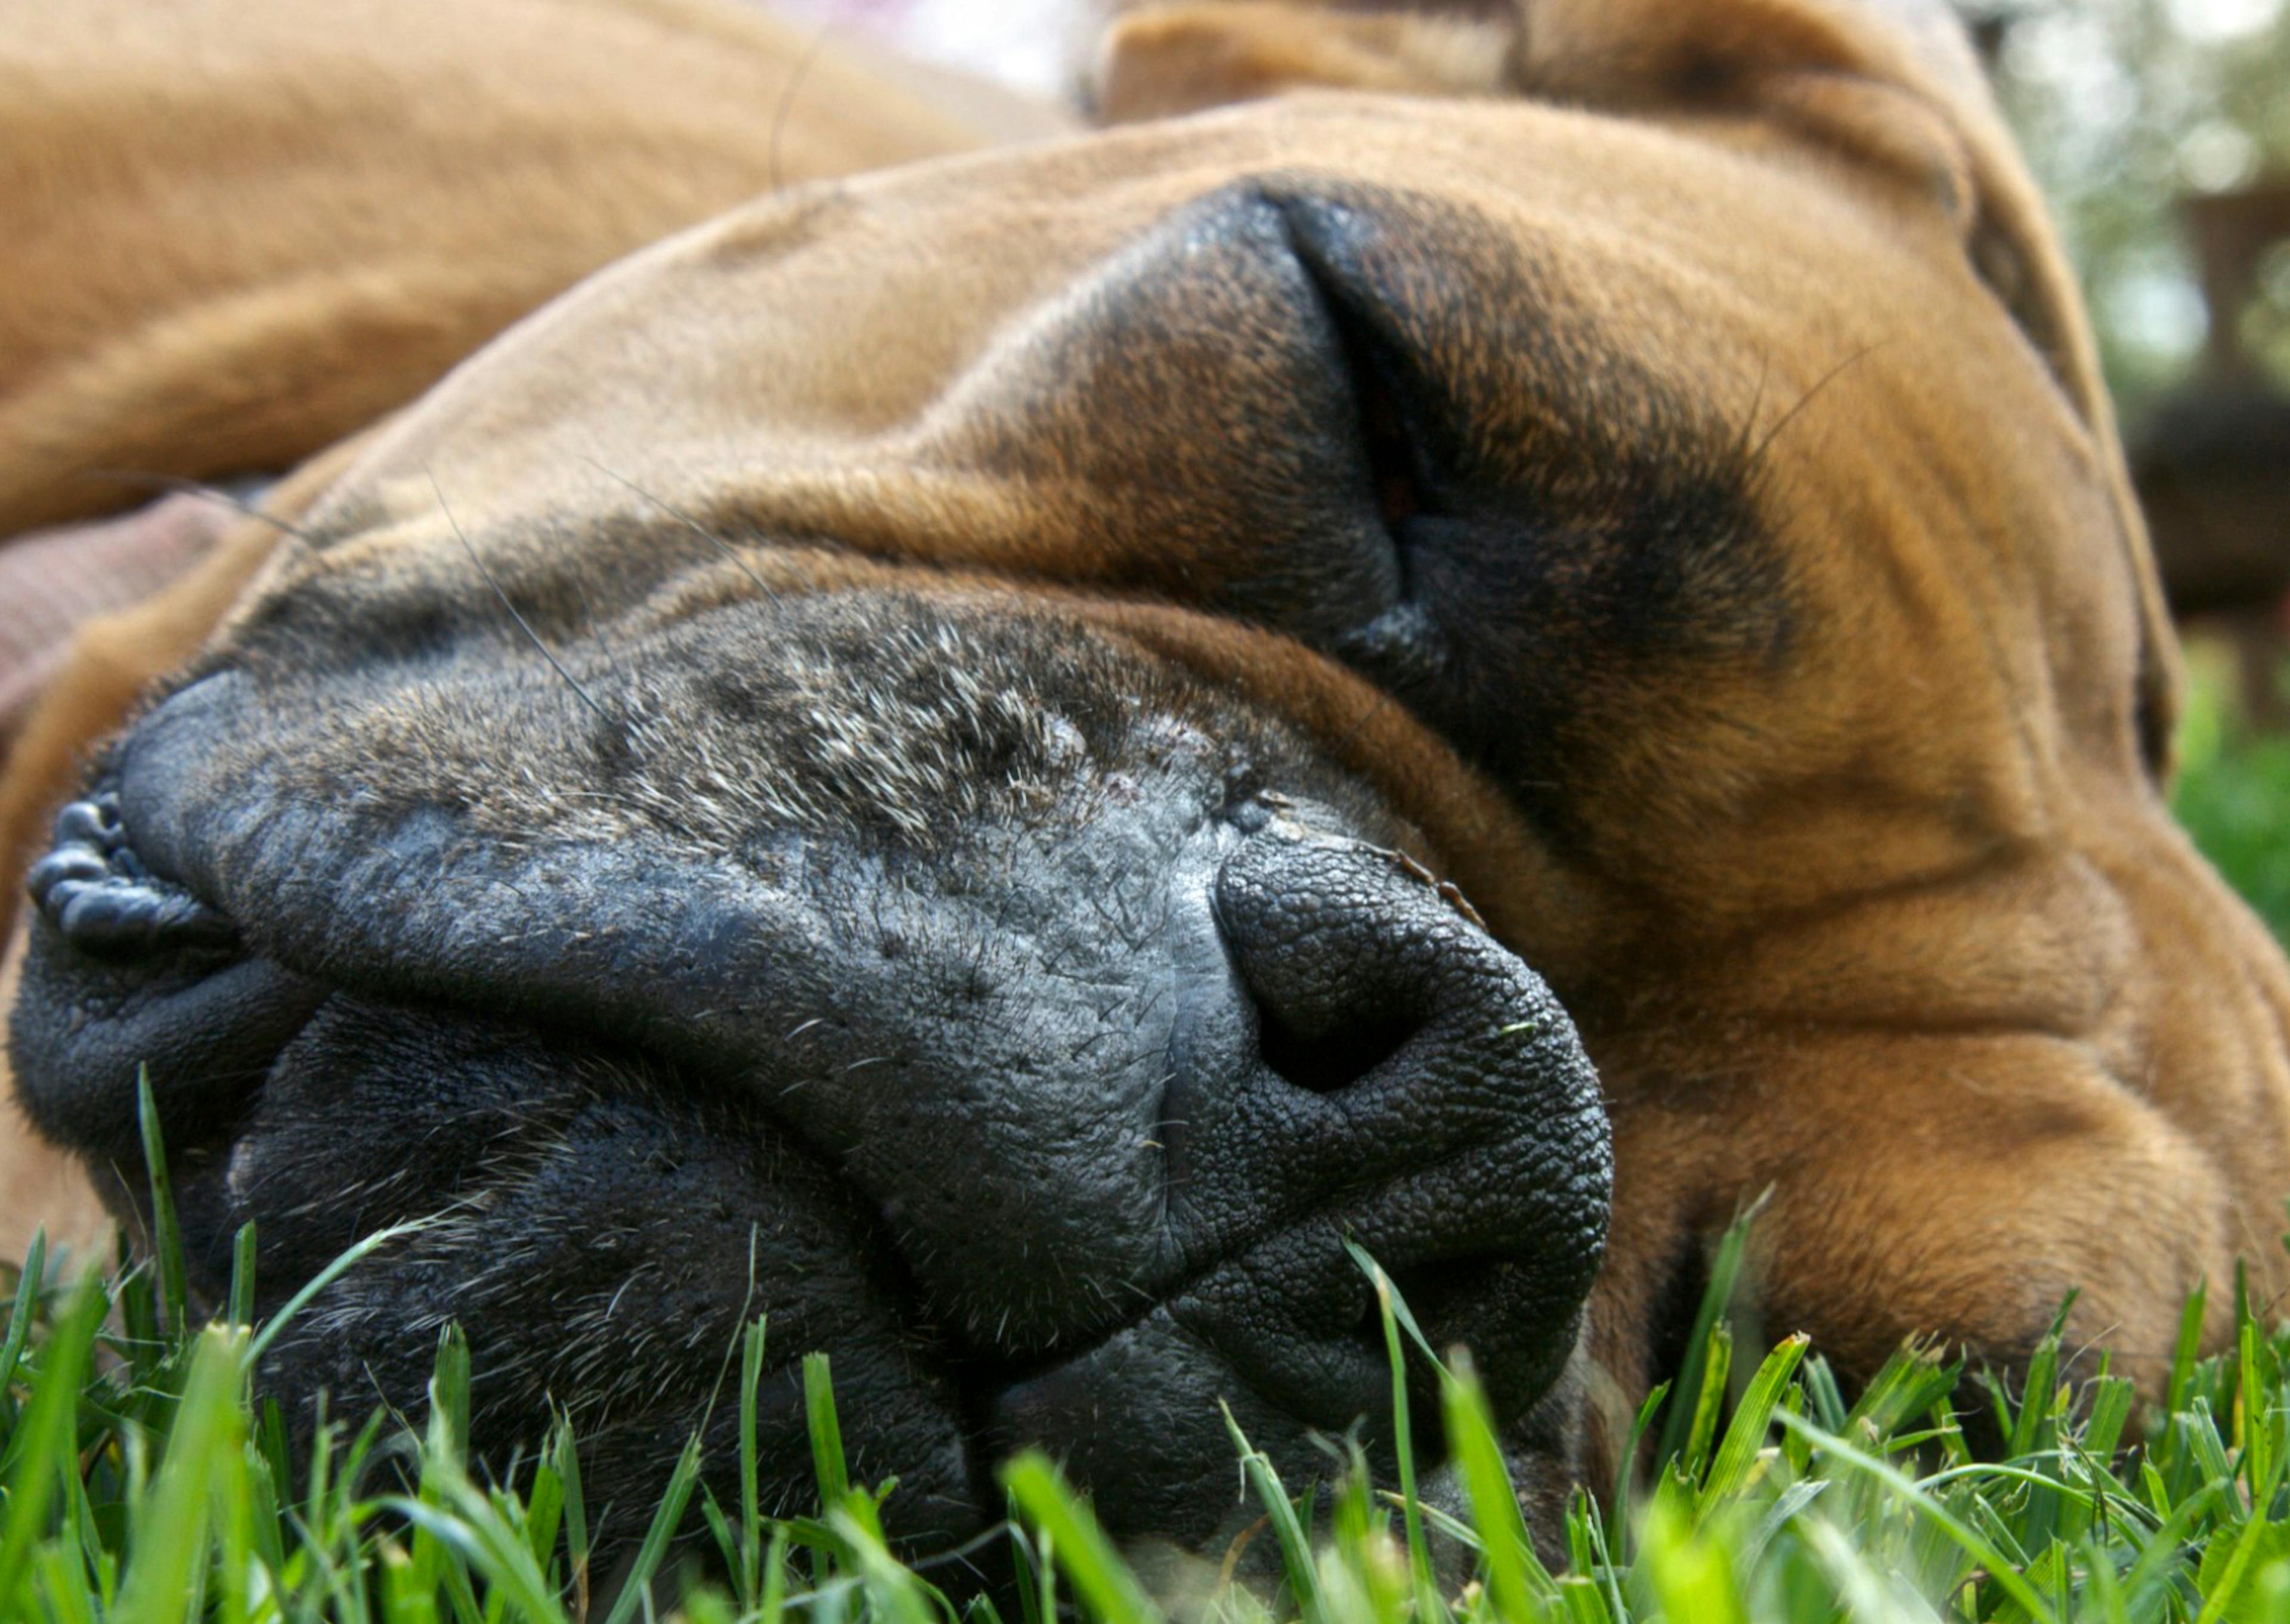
left=92, top=469, right=330, bottom=548
left=768, top=18, right=839, bottom=196
left=1743, top=341, right=1887, bottom=474
left=427, top=466, right=626, bottom=737
left=582, top=455, right=784, bottom=606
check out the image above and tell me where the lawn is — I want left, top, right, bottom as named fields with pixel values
left=2, top=1167, right=2289, bottom=1623
left=4, top=656, right=2290, bottom=1623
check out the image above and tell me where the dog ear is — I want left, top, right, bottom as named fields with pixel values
left=1091, top=0, right=2182, bottom=778
left=1090, top=2, right=1520, bottom=121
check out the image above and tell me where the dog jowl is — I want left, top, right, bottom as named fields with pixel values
left=11, top=0, right=2290, bottom=1577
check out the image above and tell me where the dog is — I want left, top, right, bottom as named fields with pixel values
left=5, top=0, right=2288, bottom=1560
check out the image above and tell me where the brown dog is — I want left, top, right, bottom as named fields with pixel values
left=4, top=0, right=2286, bottom=1556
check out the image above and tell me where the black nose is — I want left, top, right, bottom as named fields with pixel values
left=984, top=823, right=1609, bottom=1539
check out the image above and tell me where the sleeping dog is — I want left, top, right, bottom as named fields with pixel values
left=2, top=0, right=2284, bottom=1557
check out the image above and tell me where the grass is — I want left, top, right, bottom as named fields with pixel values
left=4, top=1194, right=2290, bottom=1623
left=2172, top=640, right=2290, bottom=944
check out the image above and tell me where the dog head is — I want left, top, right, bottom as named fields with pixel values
left=9, top=0, right=2224, bottom=1561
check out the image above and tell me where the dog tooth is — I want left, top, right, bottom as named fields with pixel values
left=36, top=877, right=90, bottom=926
left=24, top=849, right=109, bottom=906
left=49, top=799, right=120, bottom=850
left=40, top=870, right=236, bottom=956
left=55, top=884, right=156, bottom=952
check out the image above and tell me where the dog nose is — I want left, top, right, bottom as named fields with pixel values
left=985, top=823, right=1611, bottom=1539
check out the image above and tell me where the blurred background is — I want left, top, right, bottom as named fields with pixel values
left=787, top=0, right=2290, bottom=937
left=1982, top=0, right=2290, bottom=940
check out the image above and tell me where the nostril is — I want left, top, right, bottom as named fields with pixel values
left=1252, top=996, right=1414, bottom=1094
left=1215, top=827, right=1453, bottom=1096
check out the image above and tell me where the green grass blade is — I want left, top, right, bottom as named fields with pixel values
left=430, top=1325, right=472, bottom=1465
left=806, top=1352, right=850, bottom=1510
left=1442, top=1346, right=1558, bottom=1619
left=1842, top=1341, right=1958, bottom=1440
left=1554, top=1572, right=1611, bottom=1624
left=1220, top=1403, right=1323, bottom=1624
left=135, top=1068, right=190, bottom=1342
left=1000, top=1452, right=1166, bottom=1624
left=2006, top=1297, right=2074, bottom=1464
left=1343, top=1241, right=1438, bottom=1613
left=245, top=1217, right=437, bottom=1369
left=115, top=1324, right=247, bottom=1623
left=700, top=1485, right=742, bottom=1584
left=2241, top=1312, right=2274, bottom=1505
left=1678, top=1322, right=1732, bottom=1485
left=1652, top=1197, right=1765, bottom=1475
left=762, top=1521, right=791, bottom=1624
left=1775, top=1407, right=2061, bottom=1624
left=551, top=1417, right=591, bottom=1624
left=0, top=1269, right=107, bottom=1611
left=1614, top=1378, right=1671, bottom=1518
left=1697, top=1332, right=1809, bottom=1521
left=228, top=1221, right=258, bottom=1330
left=829, top=1504, right=939, bottom=1624
left=0, top=1228, right=49, bottom=1403
left=2194, top=1436, right=2290, bottom=1623
left=33, top=1537, right=99, bottom=1624
left=523, top=1455, right=567, bottom=1592
left=600, top=1433, right=703, bottom=1624
left=741, top=1315, right=766, bottom=1608
left=381, top=1460, right=573, bottom=1624
left=1638, top=1493, right=1747, bottom=1624
left=2171, top=1279, right=2210, bottom=1420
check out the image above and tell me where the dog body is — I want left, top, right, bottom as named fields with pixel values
left=5, top=0, right=2289, bottom=1554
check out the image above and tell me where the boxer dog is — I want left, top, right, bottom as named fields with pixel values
left=4, top=0, right=2287, bottom=1561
